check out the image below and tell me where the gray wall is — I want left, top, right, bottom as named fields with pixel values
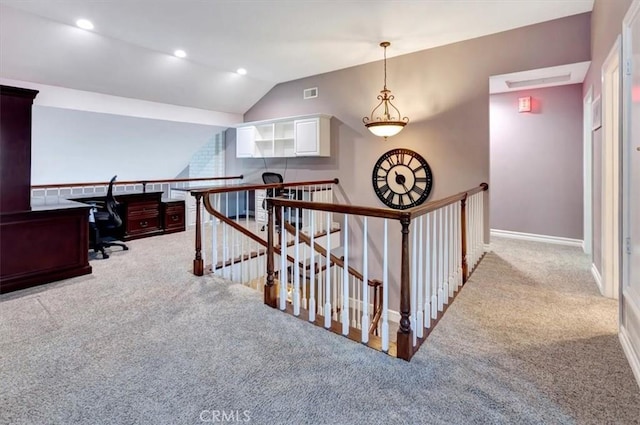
left=583, top=0, right=634, bottom=273
left=225, top=14, right=591, bottom=308
left=227, top=13, right=590, bottom=235
left=490, top=84, right=584, bottom=239
left=31, top=106, right=226, bottom=184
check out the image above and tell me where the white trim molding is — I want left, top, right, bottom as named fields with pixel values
left=490, top=229, right=583, bottom=247
left=591, top=263, right=604, bottom=295
left=620, top=328, right=640, bottom=389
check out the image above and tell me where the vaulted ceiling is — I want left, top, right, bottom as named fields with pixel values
left=0, top=0, right=594, bottom=114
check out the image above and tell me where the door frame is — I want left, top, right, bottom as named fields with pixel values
left=583, top=86, right=593, bottom=259
left=620, top=0, right=640, bottom=388
left=601, top=36, right=622, bottom=300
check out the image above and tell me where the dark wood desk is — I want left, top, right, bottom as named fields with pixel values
left=0, top=198, right=92, bottom=293
left=74, top=191, right=185, bottom=241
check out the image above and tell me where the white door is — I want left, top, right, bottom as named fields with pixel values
left=294, top=118, right=319, bottom=156
left=236, top=126, right=255, bottom=158
left=602, top=37, right=621, bottom=300
left=621, top=0, right=640, bottom=386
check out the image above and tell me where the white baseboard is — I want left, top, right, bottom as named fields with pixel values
left=490, top=229, right=583, bottom=247
left=620, top=327, right=640, bottom=389
left=591, top=263, right=604, bottom=295
left=484, top=244, right=491, bottom=252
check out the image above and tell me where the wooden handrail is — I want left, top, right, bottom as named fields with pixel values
left=193, top=178, right=341, bottom=277
left=203, top=195, right=296, bottom=264
left=32, top=175, right=243, bottom=190
left=269, top=183, right=489, bottom=221
left=189, top=178, right=339, bottom=196
left=405, top=183, right=488, bottom=219
left=269, top=199, right=406, bottom=220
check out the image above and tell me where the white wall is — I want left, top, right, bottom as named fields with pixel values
left=1, top=78, right=241, bottom=185
left=31, top=105, right=227, bottom=184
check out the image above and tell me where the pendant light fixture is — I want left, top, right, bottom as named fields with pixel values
left=363, top=41, right=409, bottom=139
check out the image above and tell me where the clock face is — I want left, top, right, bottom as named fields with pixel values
left=372, top=148, right=433, bottom=210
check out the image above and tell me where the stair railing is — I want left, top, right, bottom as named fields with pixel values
left=265, top=183, right=489, bottom=361
left=191, top=179, right=339, bottom=280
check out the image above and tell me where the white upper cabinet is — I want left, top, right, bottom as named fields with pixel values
left=236, top=126, right=256, bottom=158
left=294, top=116, right=330, bottom=156
left=235, top=113, right=331, bottom=158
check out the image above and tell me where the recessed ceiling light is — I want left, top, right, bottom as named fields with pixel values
left=174, top=50, right=187, bottom=58
left=236, top=68, right=247, bottom=75
left=76, top=19, right=94, bottom=30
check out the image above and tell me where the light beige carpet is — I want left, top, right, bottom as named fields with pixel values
left=1, top=231, right=638, bottom=424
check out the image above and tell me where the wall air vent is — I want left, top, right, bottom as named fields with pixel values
left=303, top=87, right=318, bottom=99
left=506, top=73, right=571, bottom=89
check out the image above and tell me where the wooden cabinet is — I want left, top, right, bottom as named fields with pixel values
left=235, top=114, right=331, bottom=158
left=103, top=192, right=163, bottom=240
left=0, top=85, right=93, bottom=293
left=169, top=189, right=211, bottom=227
left=163, top=200, right=186, bottom=234
left=0, top=86, right=38, bottom=213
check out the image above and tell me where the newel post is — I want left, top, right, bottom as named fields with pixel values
left=193, top=192, right=204, bottom=276
left=397, top=214, right=414, bottom=361
left=461, top=194, right=468, bottom=284
left=264, top=200, right=278, bottom=308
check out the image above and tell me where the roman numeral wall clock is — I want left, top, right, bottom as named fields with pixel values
left=372, top=148, right=433, bottom=210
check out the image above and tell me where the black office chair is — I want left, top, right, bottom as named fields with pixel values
left=261, top=172, right=284, bottom=231
left=90, top=175, right=129, bottom=259
left=261, top=172, right=302, bottom=231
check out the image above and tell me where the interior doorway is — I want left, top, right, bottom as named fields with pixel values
left=601, top=36, right=621, bottom=300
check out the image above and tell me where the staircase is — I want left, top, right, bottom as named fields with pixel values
left=191, top=178, right=489, bottom=361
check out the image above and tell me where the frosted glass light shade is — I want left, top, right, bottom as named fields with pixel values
left=366, top=121, right=406, bottom=138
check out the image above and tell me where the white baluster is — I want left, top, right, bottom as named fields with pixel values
left=431, top=210, right=438, bottom=320
left=309, top=211, right=316, bottom=322
left=291, top=207, right=300, bottom=315
left=352, top=277, right=359, bottom=329
left=341, top=214, right=349, bottom=335
left=479, top=191, right=484, bottom=261
left=302, top=225, right=307, bottom=311
left=411, top=219, right=418, bottom=347
left=280, top=206, right=287, bottom=310
left=201, top=198, right=208, bottom=273
left=361, top=217, right=369, bottom=343
left=331, top=264, right=342, bottom=321
left=236, top=192, right=241, bottom=282
left=324, top=212, right=332, bottom=329
left=382, top=219, right=389, bottom=352
left=417, top=215, right=424, bottom=337
left=424, top=212, right=432, bottom=329
left=223, top=193, right=229, bottom=278
left=443, top=206, right=449, bottom=304
left=437, top=208, right=444, bottom=312
left=448, top=205, right=455, bottom=297
left=212, top=194, right=218, bottom=275
left=472, top=193, right=477, bottom=267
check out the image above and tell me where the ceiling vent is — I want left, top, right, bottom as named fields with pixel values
left=506, top=73, right=571, bottom=89
left=303, top=87, right=318, bottom=99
